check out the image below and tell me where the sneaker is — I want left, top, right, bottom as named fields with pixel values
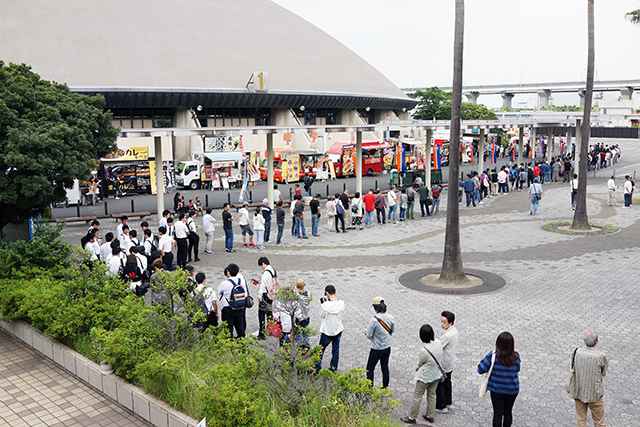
left=250, top=243, right=256, bottom=247
left=435, top=408, right=448, bottom=413
left=446, top=405, right=454, bottom=410
left=225, top=248, right=235, bottom=252
left=244, top=243, right=248, bottom=247
left=394, top=221, right=397, bottom=224
left=194, top=258, right=201, bottom=262
left=530, top=210, right=533, bottom=215
left=302, top=236, right=308, bottom=239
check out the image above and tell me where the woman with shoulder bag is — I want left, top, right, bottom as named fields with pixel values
left=333, top=193, right=346, bottom=233
left=478, top=332, right=521, bottom=427
left=401, top=324, right=444, bottom=424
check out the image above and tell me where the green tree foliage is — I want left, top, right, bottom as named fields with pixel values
left=626, top=9, right=640, bottom=24
left=413, top=87, right=497, bottom=120
left=0, top=62, right=118, bottom=229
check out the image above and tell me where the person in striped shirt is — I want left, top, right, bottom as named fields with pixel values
left=478, top=332, right=520, bottom=427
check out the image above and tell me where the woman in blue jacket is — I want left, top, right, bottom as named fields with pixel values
left=478, top=332, right=520, bottom=427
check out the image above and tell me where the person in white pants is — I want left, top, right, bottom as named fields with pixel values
left=203, top=208, right=216, bottom=254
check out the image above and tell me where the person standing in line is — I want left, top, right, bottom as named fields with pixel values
left=435, top=311, right=459, bottom=414
left=293, top=194, right=308, bottom=239
left=316, top=285, right=345, bottom=373
left=326, top=195, right=336, bottom=232
left=375, top=188, right=387, bottom=224
left=569, top=331, right=608, bottom=427
left=416, top=184, right=431, bottom=216
left=186, top=210, right=200, bottom=262
left=273, top=184, right=283, bottom=204
left=340, top=190, right=352, bottom=229
left=606, top=176, right=618, bottom=207
left=362, top=189, right=376, bottom=227
left=398, top=189, right=408, bottom=222
left=290, top=194, right=297, bottom=236
left=406, top=185, right=416, bottom=219
left=202, top=208, right=216, bottom=254
left=351, top=191, right=363, bottom=230
left=570, top=174, right=579, bottom=210
left=365, top=297, right=395, bottom=388
left=431, top=181, right=442, bottom=215
left=528, top=177, right=543, bottom=215
left=401, top=324, right=444, bottom=425
left=159, top=210, right=171, bottom=230
left=478, top=332, right=521, bottom=427
left=174, top=213, right=190, bottom=268
left=387, top=186, right=398, bottom=224
left=253, top=207, right=265, bottom=249
left=238, top=202, right=255, bottom=247
left=256, top=257, right=276, bottom=340
left=309, top=193, right=321, bottom=236
left=275, top=200, right=285, bottom=245
left=116, top=216, right=129, bottom=242
left=157, top=226, right=174, bottom=268
left=217, top=263, right=248, bottom=338
left=333, top=193, right=347, bottom=233
left=261, top=199, right=272, bottom=243
left=623, top=175, right=634, bottom=208
left=222, top=203, right=235, bottom=253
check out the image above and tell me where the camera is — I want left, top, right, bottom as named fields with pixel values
left=319, top=296, right=327, bottom=304
left=250, top=278, right=259, bottom=286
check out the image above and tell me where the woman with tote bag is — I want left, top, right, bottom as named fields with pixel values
left=477, top=332, right=521, bottom=427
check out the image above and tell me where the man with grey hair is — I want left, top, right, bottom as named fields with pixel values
left=569, top=331, right=608, bottom=427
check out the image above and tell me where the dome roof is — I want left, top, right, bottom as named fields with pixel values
left=0, top=0, right=414, bottom=109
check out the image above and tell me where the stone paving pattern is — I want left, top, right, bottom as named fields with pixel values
left=0, top=329, right=151, bottom=427
left=47, top=138, right=640, bottom=426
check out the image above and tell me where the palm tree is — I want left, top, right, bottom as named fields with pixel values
left=571, top=0, right=594, bottom=230
left=439, top=0, right=468, bottom=283
left=626, top=9, right=640, bottom=24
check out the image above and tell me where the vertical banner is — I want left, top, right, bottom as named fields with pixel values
left=285, top=154, right=300, bottom=182
left=309, top=132, right=318, bottom=151
left=249, top=152, right=260, bottom=181
left=328, top=161, right=336, bottom=179
left=149, top=161, right=166, bottom=195
left=283, top=133, right=292, bottom=150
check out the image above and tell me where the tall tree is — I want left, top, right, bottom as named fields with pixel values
left=439, top=0, right=467, bottom=283
left=0, top=62, right=118, bottom=231
left=571, top=0, right=594, bottom=230
left=413, top=88, right=496, bottom=120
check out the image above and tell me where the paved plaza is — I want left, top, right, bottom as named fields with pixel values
left=4, top=138, right=639, bottom=426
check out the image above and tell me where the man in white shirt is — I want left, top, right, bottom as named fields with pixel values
left=84, top=234, right=100, bottom=261
left=158, top=210, right=170, bottom=230
left=186, top=211, right=200, bottom=263
left=623, top=175, right=634, bottom=208
left=607, top=176, right=618, bottom=206
left=107, top=247, right=124, bottom=277
left=257, top=257, right=276, bottom=340
left=435, top=311, right=459, bottom=413
left=238, top=202, right=254, bottom=247
left=273, top=185, right=283, bottom=203
left=119, top=225, right=132, bottom=254
left=174, top=213, right=190, bottom=268
left=100, top=232, right=115, bottom=262
left=194, top=272, right=217, bottom=329
left=130, top=246, right=148, bottom=272
left=497, top=168, right=508, bottom=194
left=202, top=208, right=216, bottom=254
left=116, top=216, right=128, bottom=241
left=316, top=285, right=345, bottom=373
left=217, top=263, right=247, bottom=338
left=157, top=226, right=174, bottom=269
left=387, top=186, right=398, bottom=224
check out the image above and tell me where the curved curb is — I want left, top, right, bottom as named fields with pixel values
left=542, top=221, right=619, bottom=235
left=398, top=268, right=507, bottom=295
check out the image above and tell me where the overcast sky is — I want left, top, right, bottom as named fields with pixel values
left=271, top=0, right=640, bottom=107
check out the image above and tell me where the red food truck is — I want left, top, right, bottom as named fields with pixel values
left=326, top=141, right=390, bottom=177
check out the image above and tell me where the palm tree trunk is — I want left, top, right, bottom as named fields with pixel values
left=571, top=0, right=594, bottom=230
left=440, top=0, right=467, bottom=283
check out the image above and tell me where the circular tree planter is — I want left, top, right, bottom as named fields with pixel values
left=398, top=268, right=507, bottom=295
left=543, top=221, right=618, bottom=235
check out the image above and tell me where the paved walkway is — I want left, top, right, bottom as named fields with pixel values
left=31, top=137, right=640, bottom=426
left=0, top=329, right=151, bottom=427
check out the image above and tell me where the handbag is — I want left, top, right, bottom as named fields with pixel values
left=565, top=348, right=579, bottom=396
left=265, top=318, right=282, bottom=338
left=336, top=203, right=345, bottom=215
left=424, top=346, right=447, bottom=383
left=243, top=275, right=254, bottom=309
left=479, top=351, right=496, bottom=398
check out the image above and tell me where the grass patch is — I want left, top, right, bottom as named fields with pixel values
left=543, top=221, right=618, bottom=235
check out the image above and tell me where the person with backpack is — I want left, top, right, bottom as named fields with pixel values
left=431, top=182, right=442, bottom=216
left=257, top=257, right=278, bottom=340
left=217, top=263, right=248, bottom=338
left=192, top=272, right=218, bottom=331
left=365, top=297, right=395, bottom=388
left=375, top=188, right=386, bottom=224
left=121, top=254, right=144, bottom=294
left=303, top=174, right=314, bottom=197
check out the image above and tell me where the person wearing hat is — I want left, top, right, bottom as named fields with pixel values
left=607, top=176, right=618, bottom=206
left=309, top=194, right=322, bottom=236
left=528, top=177, right=543, bottom=215
left=365, top=296, right=395, bottom=388
left=261, top=198, right=272, bottom=243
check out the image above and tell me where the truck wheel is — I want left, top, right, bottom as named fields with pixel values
left=189, top=181, right=200, bottom=190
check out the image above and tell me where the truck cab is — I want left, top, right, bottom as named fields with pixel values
left=176, top=160, right=203, bottom=190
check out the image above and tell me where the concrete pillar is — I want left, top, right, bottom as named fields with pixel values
left=567, top=125, right=573, bottom=153
left=547, top=127, right=553, bottom=163
left=465, top=92, right=480, bottom=104
left=538, top=89, right=552, bottom=109
left=575, top=119, right=582, bottom=160
left=620, top=87, right=634, bottom=100
left=356, top=131, right=363, bottom=196
left=266, top=134, right=274, bottom=208
left=518, top=126, right=524, bottom=165
left=578, top=90, right=586, bottom=109
left=501, top=93, right=515, bottom=109
left=154, top=136, right=164, bottom=215
left=425, top=129, right=432, bottom=186
left=478, top=128, right=485, bottom=173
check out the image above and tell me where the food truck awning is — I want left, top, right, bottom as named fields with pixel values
left=204, top=152, right=245, bottom=162
left=326, top=140, right=387, bottom=155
